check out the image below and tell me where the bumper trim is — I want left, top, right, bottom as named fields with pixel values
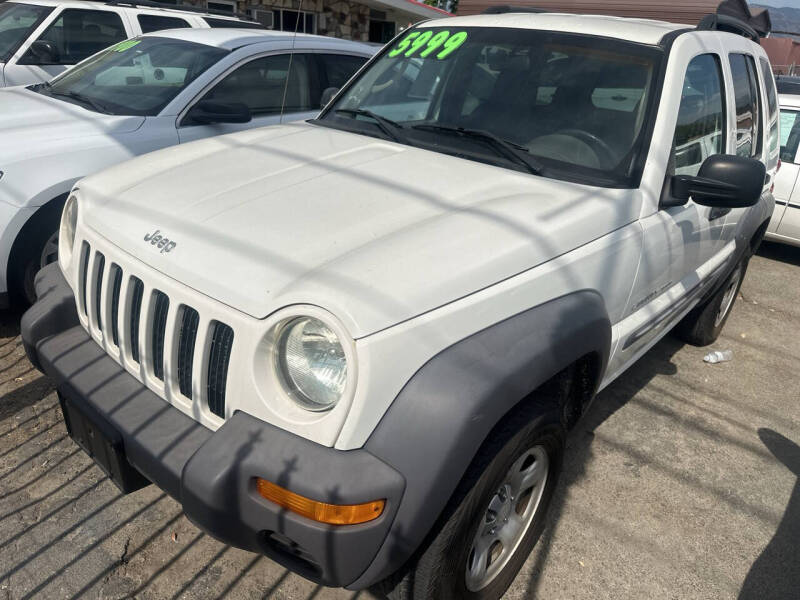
left=22, top=264, right=406, bottom=588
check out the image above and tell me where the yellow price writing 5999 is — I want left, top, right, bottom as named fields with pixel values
left=387, top=30, right=468, bottom=60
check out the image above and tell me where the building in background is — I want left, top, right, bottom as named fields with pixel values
left=167, top=0, right=449, bottom=42
left=456, top=0, right=765, bottom=26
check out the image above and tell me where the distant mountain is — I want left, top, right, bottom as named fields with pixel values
left=754, top=4, right=800, bottom=35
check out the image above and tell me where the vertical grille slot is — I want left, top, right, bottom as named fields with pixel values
left=79, top=242, right=90, bottom=316
left=94, top=253, right=105, bottom=330
left=177, top=307, right=199, bottom=399
left=151, top=291, right=169, bottom=381
left=129, top=277, right=144, bottom=363
left=207, top=322, right=234, bottom=418
left=110, top=266, right=122, bottom=346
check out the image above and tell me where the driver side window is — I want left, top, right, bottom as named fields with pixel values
left=201, top=53, right=312, bottom=117
left=672, top=54, right=726, bottom=177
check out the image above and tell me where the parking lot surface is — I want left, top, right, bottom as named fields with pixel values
left=0, top=242, right=798, bottom=600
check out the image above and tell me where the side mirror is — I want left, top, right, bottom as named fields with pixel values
left=186, top=100, right=251, bottom=125
left=669, top=154, right=766, bottom=208
left=320, top=86, right=339, bottom=109
left=21, top=40, right=60, bottom=65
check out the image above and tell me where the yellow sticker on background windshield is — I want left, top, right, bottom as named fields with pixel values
left=113, top=40, right=141, bottom=52
left=388, top=30, right=467, bottom=60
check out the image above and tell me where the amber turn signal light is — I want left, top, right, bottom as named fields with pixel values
left=256, top=478, right=385, bottom=525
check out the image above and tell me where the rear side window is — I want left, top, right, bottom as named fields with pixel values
left=137, top=14, right=191, bottom=34
left=24, top=8, right=126, bottom=65
left=759, top=57, right=780, bottom=163
left=672, top=54, right=726, bottom=176
left=729, top=53, right=762, bottom=158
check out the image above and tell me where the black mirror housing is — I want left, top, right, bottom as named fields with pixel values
left=186, top=100, right=251, bottom=125
left=21, top=40, right=60, bottom=65
left=670, top=154, right=765, bottom=208
left=320, top=86, right=339, bottom=109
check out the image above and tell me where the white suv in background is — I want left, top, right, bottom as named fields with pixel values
left=0, top=0, right=263, bottom=87
left=0, top=28, right=374, bottom=306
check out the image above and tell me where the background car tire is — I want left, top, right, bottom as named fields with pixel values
left=383, top=400, right=565, bottom=600
left=675, top=258, right=748, bottom=347
left=8, top=198, right=65, bottom=307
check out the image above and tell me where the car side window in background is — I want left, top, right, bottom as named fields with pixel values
left=672, top=54, right=725, bottom=176
left=779, top=110, right=800, bottom=163
left=26, top=9, right=126, bottom=65
left=759, top=56, right=780, bottom=163
left=137, top=14, right=191, bottom=34
left=0, top=2, right=53, bottom=62
left=202, top=53, right=312, bottom=116
left=729, top=53, right=761, bottom=158
left=318, top=54, right=366, bottom=89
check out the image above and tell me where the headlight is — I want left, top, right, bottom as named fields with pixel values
left=59, top=195, right=78, bottom=267
left=275, top=316, right=347, bottom=411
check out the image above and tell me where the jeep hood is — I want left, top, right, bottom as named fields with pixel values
left=79, top=122, right=640, bottom=338
left=0, top=86, right=143, bottom=156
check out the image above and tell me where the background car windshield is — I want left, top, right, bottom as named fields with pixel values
left=324, top=27, right=662, bottom=186
left=0, top=2, right=51, bottom=62
left=40, top=37, right=228, bottom=116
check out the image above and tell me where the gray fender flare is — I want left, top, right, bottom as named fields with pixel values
left=350, top=290, right=611, bottom=588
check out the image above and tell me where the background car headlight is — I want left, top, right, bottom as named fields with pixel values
left=275, top=317, right=347, bottom=411
left=59, top=195, right=78, bottom=266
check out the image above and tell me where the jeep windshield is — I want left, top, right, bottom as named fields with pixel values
left=0, top=2, right=53, bottom=62
left=30, top=37, right=228, bottom=116
left=317, top=27, right=663, bottom=187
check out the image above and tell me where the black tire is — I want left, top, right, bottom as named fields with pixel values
left=383, top=401, right=565, bottom=600
left=8, top=199, right=65, bottom=307
left=675, top=258, right=748, bottom=347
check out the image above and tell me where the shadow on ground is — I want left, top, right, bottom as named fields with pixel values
left=738, top=429, right=800, bottom=600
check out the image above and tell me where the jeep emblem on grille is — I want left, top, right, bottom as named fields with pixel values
left=143, top=229, right=177, bottom=254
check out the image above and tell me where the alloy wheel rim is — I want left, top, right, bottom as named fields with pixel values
left=715, top=266, right=741, bottom=327
left=465, top=445, right=549, bottom=592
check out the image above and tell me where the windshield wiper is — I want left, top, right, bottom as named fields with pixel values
left=333, top=108, right=406, bottom=143
left=49, top=89, right=112, bottom=115
left=411, top=124, right=544, bottom=176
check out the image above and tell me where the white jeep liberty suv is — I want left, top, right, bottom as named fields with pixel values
left=22, top=6, right=777, bottom=600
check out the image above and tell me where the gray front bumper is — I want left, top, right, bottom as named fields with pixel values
left=20, top=264, right=406, bottom=588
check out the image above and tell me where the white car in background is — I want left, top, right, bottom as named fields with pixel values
left=768, top=93, right=800, bottom=246
left=0, top=0, right=264, bottom=87
left=0, top=28, right=375, bottom=306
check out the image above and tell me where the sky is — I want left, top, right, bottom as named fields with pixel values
left=751, top=0, right=800, bottom=8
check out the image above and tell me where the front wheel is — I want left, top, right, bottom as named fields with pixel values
left=8, top=200, right=63, bottom=307
left=675, top=258, right=747, bottom=346
left=386, top=405, right=565, bottom=600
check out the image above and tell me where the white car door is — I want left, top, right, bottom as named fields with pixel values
left=4, top=7, right=130, bottom=87
left=606, top=51, right=731, bottom=379
left=178, top=52, right=320, bottom=144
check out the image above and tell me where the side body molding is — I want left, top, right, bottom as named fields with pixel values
left=352, top=290, right=611, bottom=588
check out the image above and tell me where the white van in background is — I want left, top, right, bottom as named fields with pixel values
left=0, top=0, right=263, bottom=87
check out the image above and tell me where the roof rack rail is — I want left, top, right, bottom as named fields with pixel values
left=481, top=5, right=548, bottom=15
left=104, top=0, right=259, bottom=23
